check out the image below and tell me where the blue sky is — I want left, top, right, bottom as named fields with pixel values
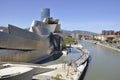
left=0, top=0, right=120, bottom=33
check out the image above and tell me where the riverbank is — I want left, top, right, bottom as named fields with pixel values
left=79, top=41, right=120, bottom=80
left=33, top=44, right=89, bottom=80
left=85, top=40, right=120, bottom=52
left=0, top=44, right=89, bottom=80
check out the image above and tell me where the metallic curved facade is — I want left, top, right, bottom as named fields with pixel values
left=0, top=23, right=64, bottom=63
left=0, top=24, right=53, bottom=63
left=0, top=9, right=65, bottom=63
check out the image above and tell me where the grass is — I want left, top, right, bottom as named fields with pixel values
left=63, top=37, right=75, bottom=44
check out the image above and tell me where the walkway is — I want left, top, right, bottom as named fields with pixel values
left=33, top=44, right=90, bottom=80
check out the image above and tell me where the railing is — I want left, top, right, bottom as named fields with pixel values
left=68, top=44, right=89, bottom=67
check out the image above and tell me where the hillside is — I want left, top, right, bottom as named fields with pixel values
left=0, top=26, right=8, bottom=32
left=62, top=29, right=97, bottom=36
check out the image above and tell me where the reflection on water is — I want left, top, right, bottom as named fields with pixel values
left=42, top=48, right=83, bottom=66
left=80, top=40, right=120, bottom=80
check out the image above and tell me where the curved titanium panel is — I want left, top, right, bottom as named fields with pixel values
left=8, top=24, right=42, bottom=40
left=32, top=26, right=42, bottom=35
left=0, top=49, right=51, bottom=62
left=0, top=32, right=50, bottom=50
left=43, top=24, right=57, bottom=33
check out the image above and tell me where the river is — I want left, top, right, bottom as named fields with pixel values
left=80, top=40, right=120, bottom=80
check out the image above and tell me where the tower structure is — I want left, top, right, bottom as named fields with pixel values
left=41, top=8, right=50, bottom=21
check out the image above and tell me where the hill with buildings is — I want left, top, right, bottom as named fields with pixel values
left=62, top=29, right=97, bottom=37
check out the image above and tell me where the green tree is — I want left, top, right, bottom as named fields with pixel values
left=63, top=37, right=75, bottom=44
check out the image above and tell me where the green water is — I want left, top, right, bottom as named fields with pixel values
left=80, top=40, right=120, bottom=80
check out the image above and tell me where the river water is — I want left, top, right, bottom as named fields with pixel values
left=42, top=48, right=83, bottom=66
left=80, top=40, right=120, bottom=80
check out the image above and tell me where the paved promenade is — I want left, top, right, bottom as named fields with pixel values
left=33, top=44, right=89, bottom=80
left=0, top=44, right=89, bottom=80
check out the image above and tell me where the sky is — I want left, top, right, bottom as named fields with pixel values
left=0, top=0, right=120, bottom=33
